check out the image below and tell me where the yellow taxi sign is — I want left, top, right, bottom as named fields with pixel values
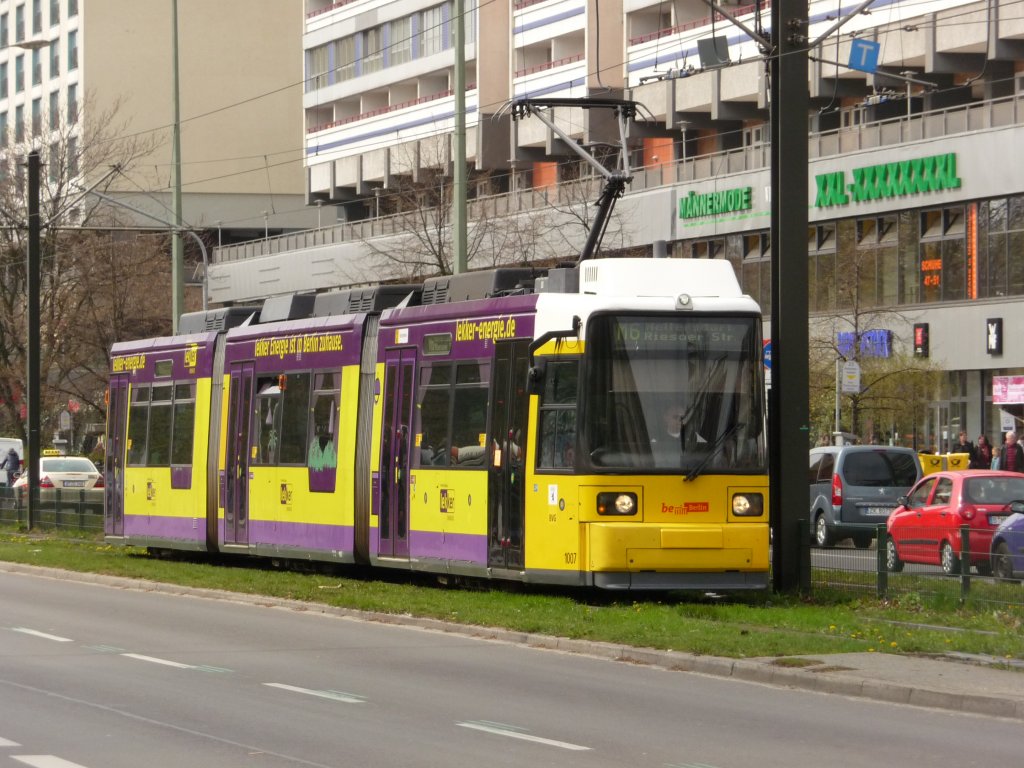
left=42, top=449, right=63, bottom=456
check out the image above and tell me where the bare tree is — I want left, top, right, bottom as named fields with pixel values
left=807, top=243, right=938, bottom=447
left=359, top=141, right=631, bottom=283
left=0, top=95, right=168, bottom=444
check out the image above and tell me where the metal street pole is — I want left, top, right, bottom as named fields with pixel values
left=26, top=151, right=41, bottom=529
left=769, top=0, right=810, bottom=592
left=452, top=0, right=467, bottom=274
left=170, top=0, right=184, bottom=333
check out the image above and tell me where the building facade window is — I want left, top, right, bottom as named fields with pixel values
left=808, top=223, right=837, bottom=312
left=31, top=96, right=40, bottom=136
left=32, top=0, right=41, bottom=35
left=48, top=88, right=57, bottom=129
left=67, top=81, right=76, bottom=123
left=361, top=25, right=383, bottom=75
left=48, top=38, right=57, bottom=77
left=67, top=28, right=77, bottom=69
left=0, top=62, right=7, bottom=98
left=14, top=54, right=22, bottom=92
left=390, top=16, right=412, bottom=66
left=15, top=4, right=23, bottom=43
left=919, top=206, right=966, bottom=304
left=49, top=0, right=58, bottom=26
left=0, top=112, right=7, bottom=147
left=31, top=47, right=40, bottom=85
left=0, top=13, right=7, bottom=49
left=67, top=0, right=76, bottom=17
left=14, top=103, right=23, bottom=141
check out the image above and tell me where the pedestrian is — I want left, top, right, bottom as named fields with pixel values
left=991, top=446, right=1002, bottom=470
left=971, top=434, right=993, bottom=469
left=0, top=447, right=19, bottom=486
left=954, top=431, right=975, bottom=462
left=1002, top=431, right=1024, bottom=473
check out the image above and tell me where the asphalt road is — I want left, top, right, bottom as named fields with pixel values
left=0, top=570, right=1018, bottom=768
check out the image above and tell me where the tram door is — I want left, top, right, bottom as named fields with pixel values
left=224, top=363, right=254, bottom=546
left=105, top=376, right=130, bottom=536
left=379, top=348, right=415, bottom=558
left=488, top=340, right=530, bottom=569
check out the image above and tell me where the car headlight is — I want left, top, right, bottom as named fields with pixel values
left=597, top=492, right=638, bottom=516
left=732, top=492, right=764, bottom=517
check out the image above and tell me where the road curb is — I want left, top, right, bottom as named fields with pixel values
left=4, top=562, right=1022, bottom=720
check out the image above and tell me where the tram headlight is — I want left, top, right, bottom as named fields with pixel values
left=597, top=492, right=638, bottom=516
left=732, top=493, right=764, bottom=517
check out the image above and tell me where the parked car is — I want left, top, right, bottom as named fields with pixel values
left=990, top=501, right=1024, bottom=581
left=809, top=445, right=921, bottom=548
left=886, top=470, right=1024, bottom=575
left=12, top=455, right=103, bottom=490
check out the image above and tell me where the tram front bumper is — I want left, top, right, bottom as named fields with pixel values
left=586, top=522, right=769, bottom=573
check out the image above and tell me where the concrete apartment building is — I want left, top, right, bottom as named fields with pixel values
left=0, top=0, right=317, bottom=241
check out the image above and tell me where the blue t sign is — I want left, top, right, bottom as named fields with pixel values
left=848, top=39, right=880, bottom=73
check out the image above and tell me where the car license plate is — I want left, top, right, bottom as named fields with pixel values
left=63, top=480, right=85, bottom=487
left=989, top=514, right=1008, bottom=525
left=865, top=506, right=893, bottom=516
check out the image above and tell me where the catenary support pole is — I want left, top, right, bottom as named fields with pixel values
left=769, top=0, right=810, bottom=592
left=26, top=151, right=41, bottom=530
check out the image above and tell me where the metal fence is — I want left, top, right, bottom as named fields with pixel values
left=809, top=523, right=1024, bottom=611
left=0, top=487, right=103, bottom=534
left=1, top=486, right=1020, bottom=611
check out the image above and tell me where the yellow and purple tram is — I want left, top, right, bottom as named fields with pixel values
left=106, top=258, right=768, bottom=589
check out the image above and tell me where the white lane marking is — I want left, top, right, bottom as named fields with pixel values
left=10, top=628, right=73, bottom=643
left=457, top=721, right=591, bottom=751
left=263, top=683, right=366, bottom=704
left=13, top=757, right=91, bottom=768
left=120, top=653, right=194, bottom=669
left=0, top=737, right=23, bottom=747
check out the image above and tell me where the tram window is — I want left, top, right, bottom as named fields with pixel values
left=451, top=362, right=489, bottom=466
left=537, top=360, right=579, bottom=469
left=254, top=379, right=281, bottom=464
left=146, top=385, right=173, bottom=466
left=127, top=385, right=150, bottom=466
left=170, top=382, right=196, bottom=466
left=279, top=372, right=310, bottom=464
left=308, top=372, right=339, bottom=471
left=418, top=386, right=451, bottom=466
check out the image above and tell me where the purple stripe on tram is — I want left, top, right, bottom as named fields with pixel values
left=247, top=519, right=355, bottom=552
left=410, top=529, right=488, bottom=563
left=123, top=515, right=206, bottom=544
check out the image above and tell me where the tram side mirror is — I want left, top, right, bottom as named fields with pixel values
left=527, top=362, right=546, bottom=395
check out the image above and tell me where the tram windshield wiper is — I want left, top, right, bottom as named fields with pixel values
left=684, top=421, right=745, bottom=482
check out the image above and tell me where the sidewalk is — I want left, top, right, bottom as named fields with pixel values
left=8, top=562, right=1024, bottom=720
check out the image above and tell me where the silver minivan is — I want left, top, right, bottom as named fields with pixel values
left=808, top=445, right=922, bottom=548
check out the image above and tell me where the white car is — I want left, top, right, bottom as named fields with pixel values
left=13, top=456, right=103, bottom=490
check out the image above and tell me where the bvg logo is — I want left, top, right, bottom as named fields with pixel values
left=280, top=483, right=293, bottom=505
left=184, top=343, right=199, bottom=370
left=146, top=481, right=155, bottom=501
left=439, top=488, right=455, bottom=513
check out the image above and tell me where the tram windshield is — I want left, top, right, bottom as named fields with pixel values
left=582, top=314, right=766, bottom=475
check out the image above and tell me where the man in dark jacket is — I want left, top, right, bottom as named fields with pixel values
left=1002, top=431, right=1024, bottom=473
left=1, top=447, right=20, bottom=486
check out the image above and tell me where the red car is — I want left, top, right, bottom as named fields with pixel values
left=886, top=470, right=1024, bottom=576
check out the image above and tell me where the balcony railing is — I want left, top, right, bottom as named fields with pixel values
left=220, top=93, right=1024, bottom=264
left=627, top=3, right=770, bottom=46
left=306, top=0, right=360, bottom=19
left=514, top=53, right=583, bottom=79
left=307, top=85, right=476, bottom=134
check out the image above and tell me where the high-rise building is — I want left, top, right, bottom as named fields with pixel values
left=0, top=0, right=317, bottom=239
left=219, top=0, right=1024, bottom=447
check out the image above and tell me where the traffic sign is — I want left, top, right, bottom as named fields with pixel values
left=762, top=341, right=772, bottom=370
left=841, top=360, right=861, bottom=393
left=848, top=39, right=880, bottom=73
